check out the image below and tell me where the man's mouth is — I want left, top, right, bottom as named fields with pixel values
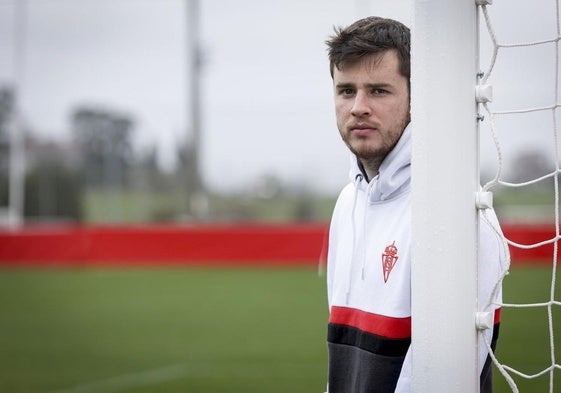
left=350, top=124, right=378, bottom=135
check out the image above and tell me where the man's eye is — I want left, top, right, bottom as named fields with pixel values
left=340, top=88, right=354, bottom=95
left=373, top=88, right=387, bottom=95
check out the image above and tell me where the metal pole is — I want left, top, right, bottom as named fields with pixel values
left=9, top=0, right=27, bottom=228
left=186, top=0, right=207, bottom=218
left=411, top=0, right=479, bottom=391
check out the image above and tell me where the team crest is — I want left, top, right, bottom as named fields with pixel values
left=381, top=241, right=398, bottom=283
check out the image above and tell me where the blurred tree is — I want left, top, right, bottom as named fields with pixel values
left=72, top=107, right=134, bottom=189
left=21, top=134, right=84, bottom=221
left=138, top=145, right=160, bottom=188
left=24, top=162, right=83, bottom=221
left=509, top=149, right=553, bottom=184
left=0, top=87, right=13, bottom=138
left=132, top=145, right=174, bottom=191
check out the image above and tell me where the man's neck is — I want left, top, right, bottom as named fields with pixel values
left=357, top=158, right=380, bottom=182
left=359, top=158, right=382, bottom=181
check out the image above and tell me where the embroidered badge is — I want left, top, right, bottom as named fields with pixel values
left=381, top=241, right=399, bottom=283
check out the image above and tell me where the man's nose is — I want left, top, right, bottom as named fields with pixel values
left=350, top=91, right=371, bottom=117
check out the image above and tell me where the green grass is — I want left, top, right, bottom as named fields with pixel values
left=493, top=266, right=561, bottom=393
left=0, top=267, right=328, bottom=393
left=0, top=265, right=558, bottom=392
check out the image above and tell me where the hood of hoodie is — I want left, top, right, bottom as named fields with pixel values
left=349, top=123, right=411, bottom=202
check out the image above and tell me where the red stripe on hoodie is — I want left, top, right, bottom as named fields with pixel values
left=329, top=306, right=411, bottom=339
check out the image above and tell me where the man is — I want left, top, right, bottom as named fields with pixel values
left=325, top=17, right=505, bottom=392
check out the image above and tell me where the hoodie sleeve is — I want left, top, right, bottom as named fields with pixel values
left=477, top=208, right=507, bottom=380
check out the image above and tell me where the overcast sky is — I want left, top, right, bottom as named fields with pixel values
left=0, top=0, right=557, bottom=194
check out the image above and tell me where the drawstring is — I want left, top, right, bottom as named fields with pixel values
left=360, top=180, right=375, bottom=280
left=346, top=174, right=362, bottom=304
left=346, top=174, right=377, bottom=304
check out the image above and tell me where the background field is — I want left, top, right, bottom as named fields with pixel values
left=0, top=265, right=557, bottom=393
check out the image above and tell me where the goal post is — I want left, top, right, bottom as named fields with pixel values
left=410, top=0, right=481, bottom=391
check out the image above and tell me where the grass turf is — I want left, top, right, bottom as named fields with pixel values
left=0, top=267, right=328, bottom=393
left=0, top=265, right=557, bottom=392
left=493, top=265, right=560, bottom=393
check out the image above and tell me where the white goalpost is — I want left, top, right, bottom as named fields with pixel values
left=411, top=0, right=560, bottom=392
left=410, top=0, right=482, bottom=392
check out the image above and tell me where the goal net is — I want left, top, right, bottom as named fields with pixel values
left=478, top=0, right=561, bottom=392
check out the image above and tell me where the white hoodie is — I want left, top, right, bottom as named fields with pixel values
left=326, top=124, right=506, bottom=393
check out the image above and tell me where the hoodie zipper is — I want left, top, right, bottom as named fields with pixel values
left=346, top=174, right=362, bottom=305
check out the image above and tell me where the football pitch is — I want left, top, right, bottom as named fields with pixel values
left=0, top=265, right=558, bottom=393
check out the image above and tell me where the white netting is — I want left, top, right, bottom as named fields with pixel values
left=478, top=1, right=561, bottom=392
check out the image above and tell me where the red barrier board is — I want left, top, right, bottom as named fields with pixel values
left=0, top=223, right=329, bottom=267
left=500, top=222, right=557, bottom=263
left=0, top=222, right=554, bottom=266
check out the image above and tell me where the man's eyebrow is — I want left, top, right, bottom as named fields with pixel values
left=334, top=82, right=355, bottom=89
left=335, top=82, right=394, bottom=89
left=365, top=82, right=393, bottom=89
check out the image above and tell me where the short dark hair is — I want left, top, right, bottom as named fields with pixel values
left=326, top=17, right=410, bottom=83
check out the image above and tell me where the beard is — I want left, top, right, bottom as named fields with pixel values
left=341, top=118, right=409, bottom=173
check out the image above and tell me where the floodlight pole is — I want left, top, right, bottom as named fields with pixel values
left=186, top=0, right=207, bottom=219
left=411, top=0, right=480, bottom=392
left=8, top=0, right=27, bottom=228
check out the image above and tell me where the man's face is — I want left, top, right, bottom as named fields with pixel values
left=333, top=50, right=410, bottom=169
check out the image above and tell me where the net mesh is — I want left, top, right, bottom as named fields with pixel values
left=478, top=1, right=561, bottom=391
